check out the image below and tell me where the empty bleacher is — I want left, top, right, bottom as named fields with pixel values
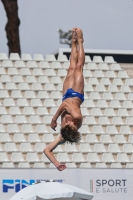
left=0, top=53, right=133, bottom=168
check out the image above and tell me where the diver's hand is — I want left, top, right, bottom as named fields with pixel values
left=50, top=119, right=57, bottom=131
left=56, top=163, right=66, bottom=171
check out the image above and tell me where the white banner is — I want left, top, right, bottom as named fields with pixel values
left=0, top=169, right=133, bottom=200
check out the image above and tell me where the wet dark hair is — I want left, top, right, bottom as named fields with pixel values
left=60, top=124, right=81, bottom=144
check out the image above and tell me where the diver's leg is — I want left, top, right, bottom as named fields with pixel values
left=63, top=28, right=78, bottom=94
left=72, top=28, right=85, bottom=94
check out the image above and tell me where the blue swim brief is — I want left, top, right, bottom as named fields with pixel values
left=62, top=88, right=84, bottom=102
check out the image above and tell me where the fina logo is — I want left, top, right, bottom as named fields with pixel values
left=2, top=179, right=64, bottom=193
left=3, top=179, right=35, bottom=193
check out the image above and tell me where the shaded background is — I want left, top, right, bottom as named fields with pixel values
left=0, top=0, right=133, bottom=57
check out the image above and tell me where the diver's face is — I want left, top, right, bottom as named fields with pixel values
left=63, top=121, right=77, bottom=130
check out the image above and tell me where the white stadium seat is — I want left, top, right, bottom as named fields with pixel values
left=87, top=63, right=97, bottom=70
left=26, top=152, right=40, bottom=163
left=86, top=134, right=98, bottom=144
left=85, top=55, right=92, bottom=63
left=7, top=124, right=20, bottom=133
left=39, top=61, right=50, bottom=68
left=100, top=135, right=113, bottom=144
left=103, top=92, right=113, bottom=100
left=101, top=78, right=111, bottom=85
left=0, top=53, right=8, bottom=60
left=120, top=85, right=131, bottom=93
left=97, top=100, right=108, bottom=108
left=35, top=143, right=46, bottom=153
left=108, top=143, right=121, bottom=153
left=57, top=153, right=71, bottom=163
left=0, top=124, right=6, bottom=132
left=79, top=143, right=92, bottom=153
left=98, top=63, right=109, bottom=70
left=57, top=54, right=68, bottom=62
left=0, top=68, right=6, bottom=74
left=87, top=153, right=100, bottom=163
left=8, top=68, right=19, bottom=75
left=125, top=78, right=133, bottom=86
left=92, top=125, right=105, bottom=134
left=22, top=54, right=32, bottom=61
left=37, top=107, right=49, bottom=115
left=0, top=152, right=9, bottom=162
left=45, top=54, right=56, bottom=61
left=5, top=143, right=18, bottom=152
left=28, top=134, right=41, bottom=143
left=64, top=143, right=78, bottom=153
left=123, top=100, right=133, bottom=108
left=43, top=134, right=54, bottom=143
left=111, top=163, right=122, bottom=168
left=94, top=70, right=104, bottom=78
left=117, top=153, right=130, bottom=163
left=31, top=98, right=42, bottom=107
left=2, top=60, right=13, bottom=67
left=94, top=144, right=106, bottom=153
left=118, top=71, right=128, bottom=78
left=1, top=115, right=14, bottom=124
left=15, top=60, right=26, bottom=68
left=34, top=54, right=44, bottom=61
left=38, top=76, right=50, bottom=83
left=23, top=107, right=35, bottom=115
left=24, top=90, right=37, bottom=99
left=1, top=75, right=11, bottom=82
left=11, top=90, right=23, bottom=98
left=51, top=61, right=62, bottom=69
left=123, top=144, right=133, bottom=153
left=20, top=68, right=31, bottom=75
left=26, top=76, right=37, bottom=83
left=80, top=163, right=92, bottom=168
left=18, top=162, right=30, bottom=168
left=106, top=71, right=116, bottom=78
left=15, top=115, right=28, bottom=124
left=90, top=92, right=101, bottom=100
left=106, top=125, right=118, bottom=135
left=102, top=153, right=115, bottom=163
left=27, top=61, right=38, bottom=68
left=66, top=163, right=77, bottom=168
left=29, top=115, right=42, bottom=124
left=113, top=78, right=123, bottom=85
left=22, top=124, right=34, bottom=133
left=33, top=68, right=43, bottom=76
left=0, top=134, right=12, bottom=142
left=20, top=142, right=33, bottom=153
left=104, top=108, right=116, bottom=116
left=99, top=117, right=110, bottom=125
left=0, top=107, right=7, bottom=115
left=9, top=106, right=22, bottom=115
left=63, top=61, right=70, bottom=69
left=96, top=163, right=107, bottom=168
left=72, top=153, right=86, bottom=163
left=13, top=75, right=24, bottom=83
left=93, top=56, right=103, bottom=63
left=114, top=135, right=127, bottom=144
left=34, top=162, right=46, bottom=168
left=11, top=152, right=25, bottom=162
left=104, top=56, right=116, bottom=63
left=111, top=64, right=121, bottom=71
left=115, top=92, right=126, bottom=100
left=118, top=108, right=129, bottom=117
left=91, top=108, right=102, bottom=116
left=13, top=133, right=27, bottom=143
left=120, top=126, right=132, bottom=135
left=17, top=98, right=29, bottom=106
left=78, top=125, right=91, bottom=134
left=2, top=162, right=15, bottom=168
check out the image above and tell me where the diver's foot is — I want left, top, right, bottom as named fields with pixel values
left=76, top=28, right=84, bottom=43
left=72, top=27, right=77, bottom=43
